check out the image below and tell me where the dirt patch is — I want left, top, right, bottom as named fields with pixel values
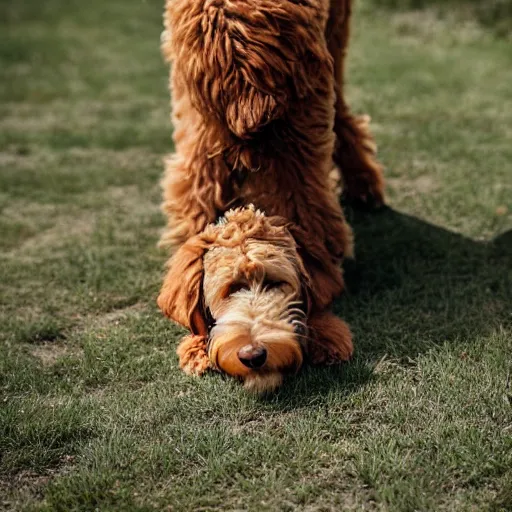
left=387, top=174, right=439, bottom=197
left=0, top=463, right=75, bottom=511
left=105, top=184, right=161, bottom=216
left=30, top=343, right=81, bottom=367
left=63, top=147, right=161, bottom=170
left=391, top=9, right=484, bottom=44
left=23, top=216, right=94, bottom=254
left=1, top=200, right=94, bottom=255
left=92, top=303, right=147, bottom=330
left=2, top=201, right=60, bottom=224
left=0, top=472, right=49, bottom=511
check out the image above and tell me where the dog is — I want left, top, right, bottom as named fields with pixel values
left=158, top=205, right=354, bottom=392
left=157, top=0, right=385, bottom=392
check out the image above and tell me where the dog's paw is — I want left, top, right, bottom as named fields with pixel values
left=307, top=312, right=354, bottom=366
left=341, top=164, right=385, bottom=211
left=308, top=340, right=353, bottom=366
left=176, top=335, right=211, bottom=376
left=335, top=114, right=386, bottom=210
left=342, top=183, right=385, bottom=211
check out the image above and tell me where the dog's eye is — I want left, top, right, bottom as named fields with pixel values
left=225, top=282, right=250, bottom=297
left=263, top=279, right=285, bottom=290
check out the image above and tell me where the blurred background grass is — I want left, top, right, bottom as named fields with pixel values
left=367, top=0, right=512, bottom=37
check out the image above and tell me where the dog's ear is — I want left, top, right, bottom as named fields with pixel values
left=157, top=236, right=208, bottom=336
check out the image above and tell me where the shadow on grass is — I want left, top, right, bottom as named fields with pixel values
left=269, top=207, right=511, bottom=408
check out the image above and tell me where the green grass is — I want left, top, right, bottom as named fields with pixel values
left=368, top=0, right=512, bottom=37
left=1, top=0, right=511, bottom=510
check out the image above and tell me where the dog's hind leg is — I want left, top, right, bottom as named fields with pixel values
left=327, top=0, right=385, bottom=208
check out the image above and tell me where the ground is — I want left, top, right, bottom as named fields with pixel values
left=1, top=0, right=511, bottom=510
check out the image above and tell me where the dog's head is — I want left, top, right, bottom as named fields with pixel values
left=163, top=0, right=331, bottom=145
left=158, top=206, right=311, bottom=393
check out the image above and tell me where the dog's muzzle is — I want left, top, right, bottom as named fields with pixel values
left=205, top=302, right=309, bottom=368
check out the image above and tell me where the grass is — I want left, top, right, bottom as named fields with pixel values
left=0, top=0, right=511, bottom=510
left=368, top=0, right=512, bottom=37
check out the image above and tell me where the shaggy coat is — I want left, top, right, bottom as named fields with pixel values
left=159, top=206, right=354, bottom=392
left=158, top=0, right=384, bottom=381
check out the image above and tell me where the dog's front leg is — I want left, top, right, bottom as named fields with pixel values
left=160, top=158, right=218, bottom=249
left=307, top=311, right=353, bottom=365
left=176, top=335, right=212, bottom=376
left=160, top=150, right=235, bottom=250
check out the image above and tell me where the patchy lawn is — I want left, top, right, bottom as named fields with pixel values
left=1, top=0, right=511, bottom=510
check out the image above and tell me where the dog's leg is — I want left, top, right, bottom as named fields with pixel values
left=286, top=212, right=352, bottom=311
left=176, top=335, right=212, bottom=376
left=159, top=79, right=234, bottom=250
left=307, top=311, right=353, bottom=365
left=327, top=0, right=385, bottom=208
left=160, top=155, right=230, bottom=249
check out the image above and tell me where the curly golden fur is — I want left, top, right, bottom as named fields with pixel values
left=158, top=0, right=385, bottom=391
left=158, top=207, right=353, bottom=392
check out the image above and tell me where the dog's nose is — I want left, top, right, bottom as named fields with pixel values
left=238, top=345, right=267, bottom=369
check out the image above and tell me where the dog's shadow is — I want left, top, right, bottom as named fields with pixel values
left=269, top=206, right=511, bottom=408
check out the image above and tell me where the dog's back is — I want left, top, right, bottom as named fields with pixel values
left=160, top=0, right=384, bottom=310
left=163, top=0, right=335, bottom=165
